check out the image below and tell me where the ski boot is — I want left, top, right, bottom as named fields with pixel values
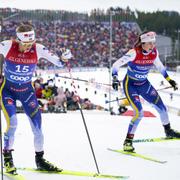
left=164, top=123, right=180, bottom=138
left=3, top=149, right=17, bottom=174
left=123, top=134, right=135, bottom=152
left=35, top=151, right=62, bottom=172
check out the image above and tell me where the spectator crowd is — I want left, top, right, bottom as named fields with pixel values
left=15, top=77, right=104, bottom=113
left=2, top=21, right=139, bottom=69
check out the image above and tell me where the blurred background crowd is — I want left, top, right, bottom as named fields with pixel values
left=1, top=20, right=138, bottom=69
left=1, top=7, right=180, bottom=114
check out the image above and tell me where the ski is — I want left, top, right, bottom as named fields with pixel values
left=3, top=172, right=26, bottom=180
left=133, top=137, right=180, bottom=143
left=17, top=167, right=128, bottom=179
left=107, top=148, right=167, bottom=164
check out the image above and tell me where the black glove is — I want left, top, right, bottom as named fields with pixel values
left=112, top=75, right=120, bottom=91
left=169, top=79, right=178, bottom=90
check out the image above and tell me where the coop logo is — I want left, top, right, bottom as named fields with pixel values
left=135, top=74, right=147, bottom=79
left=10, top=75, right=30, bottom=82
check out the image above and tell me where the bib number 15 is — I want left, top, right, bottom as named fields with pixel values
left=15, top=65, right=29, bottom=73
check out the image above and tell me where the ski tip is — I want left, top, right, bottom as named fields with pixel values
left=107, top=147, right=167, bottom=164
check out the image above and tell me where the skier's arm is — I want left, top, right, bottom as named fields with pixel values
left=112, top=49, right=136, bottom=76
left=111, top=49, right=136, bottom=90
left=0, top=40, right=12, bottom=83
left=0, top=40, right=12, bottom=58
left=36, top=44, right=72, bottom=67
left=154, top=51, right=178, bottom=90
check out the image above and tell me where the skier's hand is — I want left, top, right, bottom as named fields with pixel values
left=168, top=79, right=178, bottom=90
left=60, top=48, right=73, bottom=62
left=112, top=75, right=120, bottom=91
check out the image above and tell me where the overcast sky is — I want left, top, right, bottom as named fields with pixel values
left=1, top=0, right=180, bottom=13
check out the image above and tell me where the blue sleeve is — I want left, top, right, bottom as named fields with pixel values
left=111, top=49, right=136, bottom=77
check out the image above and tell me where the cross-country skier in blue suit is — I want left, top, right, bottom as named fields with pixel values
left=112, top=31, right=180, bottom=152
left=0, top=24, right=72, bottom=174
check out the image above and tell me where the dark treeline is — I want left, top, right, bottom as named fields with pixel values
left=136, top=10, right=180, bottom=40
left=1, top=7, right=180, bottom=39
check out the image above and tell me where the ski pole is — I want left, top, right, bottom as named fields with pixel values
left=66, top=62, right=100, bottom=174
left=57, top=74, right=118, bottom=86
left=156, top=86, right=172, bottom=91
left=105, top=86, right=173, bottom=104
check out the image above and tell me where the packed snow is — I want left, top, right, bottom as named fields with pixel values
left=1, top=68, right=180, bottom=180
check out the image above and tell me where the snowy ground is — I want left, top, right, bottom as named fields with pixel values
left=1, top=68, right=180, bottom=180
left=1, top=109, right=180, bottom=180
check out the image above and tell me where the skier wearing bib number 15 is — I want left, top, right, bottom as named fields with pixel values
left=0, top=24, right=72, bottom=174
left=111, top=31, right=180, bottom=152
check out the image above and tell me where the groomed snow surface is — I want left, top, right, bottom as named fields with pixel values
left=1, top=68, right=180, bottom=180
left=1, top=109, right=180, bottom=180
